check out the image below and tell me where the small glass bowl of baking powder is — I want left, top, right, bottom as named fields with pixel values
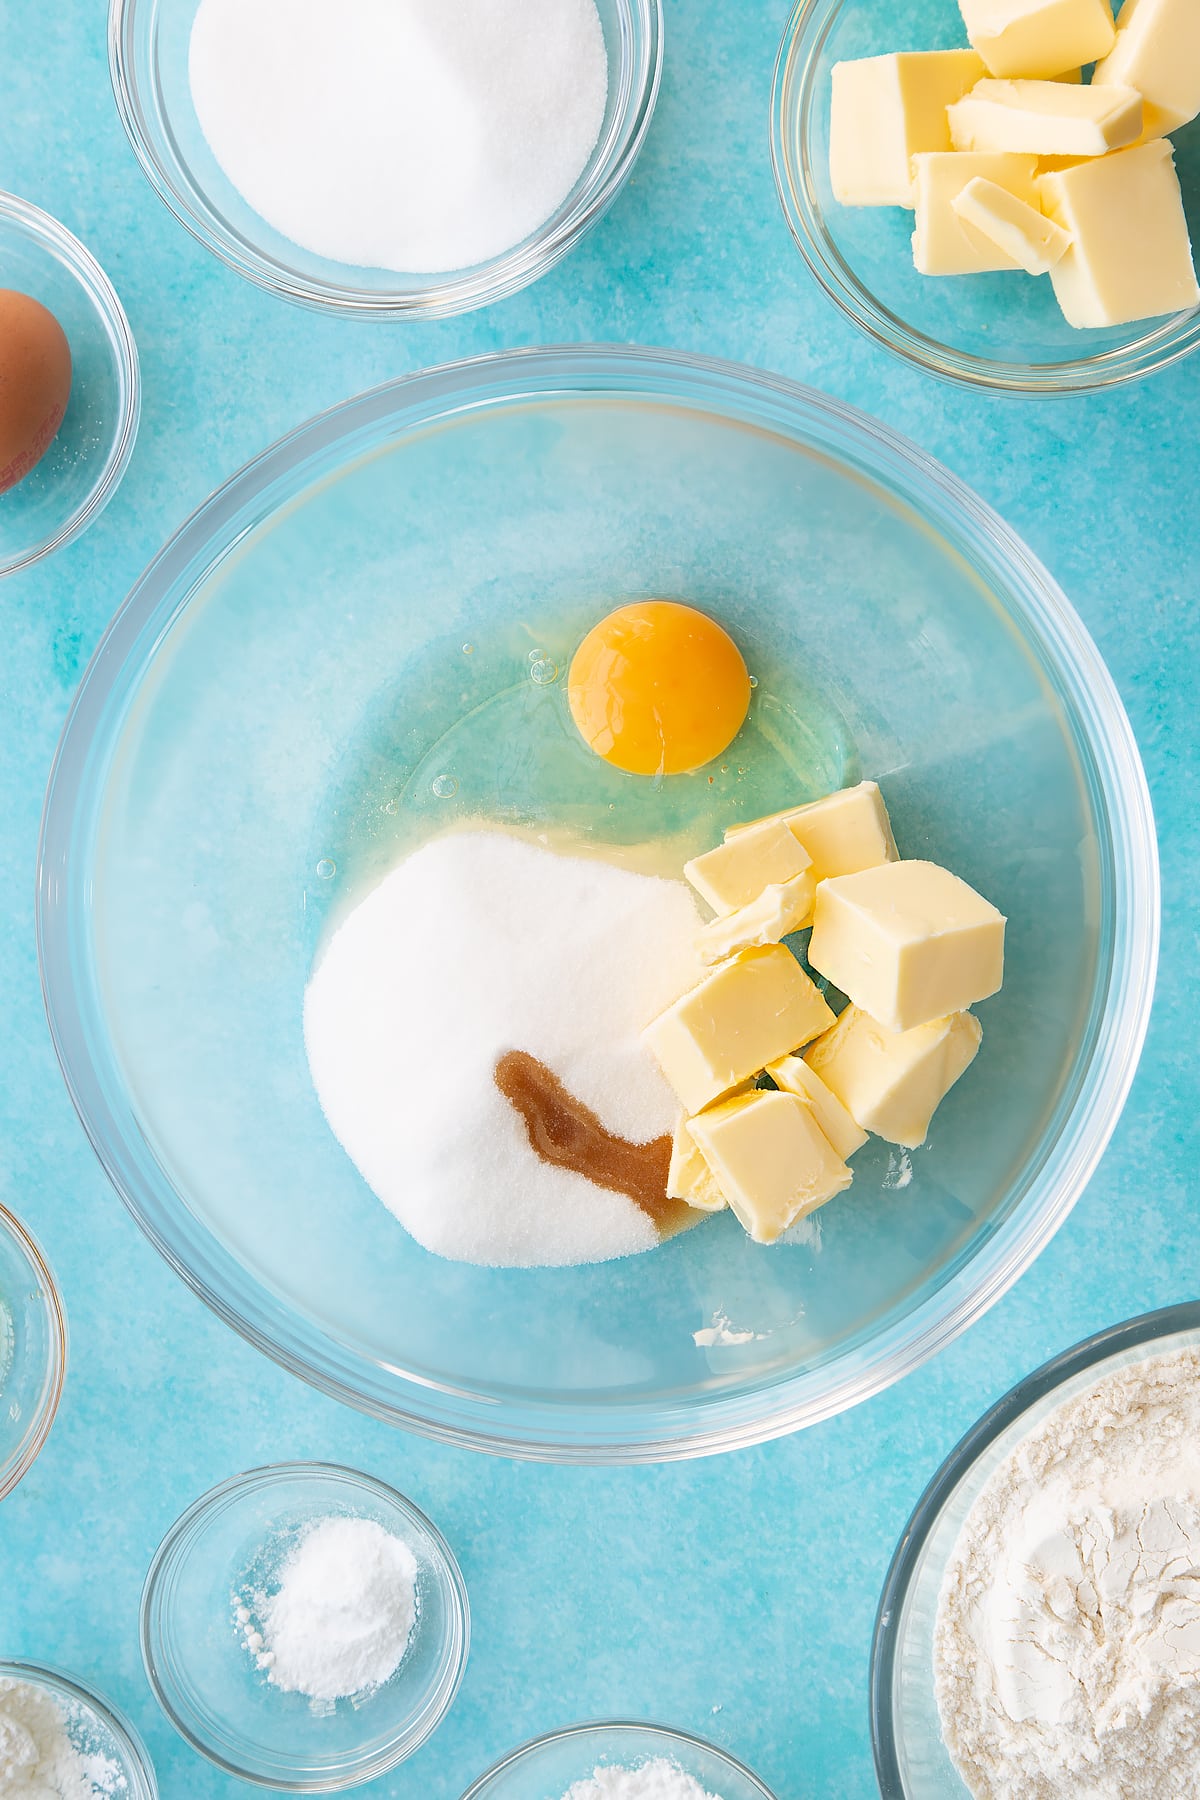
left=460, top=1721, right=781, bottom=1800
left=140, top=1461, right=469, bottom=1789
left=0, top=1661, right=158, bottom=1800
left=871, top=1300, right=1200, bottom=1797
left=109, top=0, right=662, bottom=318
left=0, top=1202, right=67, bottom=1501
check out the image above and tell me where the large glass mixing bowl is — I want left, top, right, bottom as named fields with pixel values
left=37, top=347, right=1157, bottom=1461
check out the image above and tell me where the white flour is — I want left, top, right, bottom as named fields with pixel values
left=562, top=1759, right=724, bottom=1800
left=305, top=830, right=704, bottom=1268
left=0, top=1678, right=124, bottom=1799
left=189, top=0, right=608, bottom=273
left=935, top=1345, right=1200, bottom=1800
left=238, top=1515, right=418, bottom=1701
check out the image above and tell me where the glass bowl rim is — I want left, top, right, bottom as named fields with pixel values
left=869, top=1299, right=1200, bottom=1797
left=458, top=1718, right=781, bottom=1799
left=0, top=1199, right=68, bottom=1502
left=0, top=189, right=141, bottom=576
left=0, top=1658, right=159, bottom=1799
left=769, top=0, right=1200, bottom=395
left=36, top=342, right=1160, bottom=1463
left=139, top=1459, right=471, bottom=1791
left=107, top=0, right=664, bottom=320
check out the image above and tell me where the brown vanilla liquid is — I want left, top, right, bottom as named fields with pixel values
left=494, top=1049, right=703, bottom=1239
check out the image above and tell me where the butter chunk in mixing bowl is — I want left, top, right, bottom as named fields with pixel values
left=912, top=152, right=1041, bottom=274
left=643, top=946, right=835, bottom=1115
left=808, top=860, right=1005, bottom=1034
left=1094, top=0, right=1200, bottom=131
left=687, top=1089, right=853, bottom=1243
left=805, top=1007, right=983, bottom=1149
left=948, top=78, right=1142, bottom=155
left=725, top=780, right=898, bottom=884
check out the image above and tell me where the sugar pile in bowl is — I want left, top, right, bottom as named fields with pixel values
left=0, top=1678, right=125, bottom=1800
left=189, top=0, right=609, bottom=273
left=563, top=1761, right=726, bottom=1800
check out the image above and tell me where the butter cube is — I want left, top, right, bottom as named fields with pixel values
left=912, top=153, right=1041, bottom=274
left=766, top=1055, right=868, bottom=1162
left=687, top=1090, right=853, bottom=1244
left=948, top=78, right=1142, bottom=156
left=952, top=176, right=1072, bottom=273
left=695, top=872, right=816, bottom=966
left=805, top=1008, right=983, bottom=1149
left=643, top=945, right=836, bottom=1116
left=957, top=0, right=1115, bottom=78
left=726, top=781, right=897, bottom=884
left=685, top=818, right=811, bottom=917
left=1094, top=0, right=1200, bottom=133
left=830, top=50, right=987, bottom=207
left=666, top=1117, right=728, bottom=1212
left=1039, top=140, right=1200, bottom=327
left=808, top=860, right=1005, bottom=1034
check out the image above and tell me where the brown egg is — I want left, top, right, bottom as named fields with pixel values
left=0, top=290, right=72, bottom=495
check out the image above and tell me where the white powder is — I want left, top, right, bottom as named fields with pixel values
left=189, top=0, right=609, bottom=274
left=0, top=1679, right=124, bottom=1800
left=563, top=1760, right=725, bottom=1800
left=935, top=1345, right=1200, bottom=1800
left=304, top=830, right=705, bottom=1268
left=238, top=1515, right=419, bottom=1701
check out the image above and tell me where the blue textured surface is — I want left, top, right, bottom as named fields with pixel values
left=0, top=3, right=1196, bottom=1797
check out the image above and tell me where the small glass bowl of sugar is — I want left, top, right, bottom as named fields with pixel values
left=110, top=0, right=663, bottom=318
left=140, top=1461, right=469, bottom=1789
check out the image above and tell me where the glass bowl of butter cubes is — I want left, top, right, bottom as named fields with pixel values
left=773, top=0, right=1200, bottom=392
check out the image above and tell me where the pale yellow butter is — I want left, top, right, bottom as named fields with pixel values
left=952, top=176, right=1072, bottom=273
left=687, top=1089, right=853, bottom=1244
left=1039, top=139, right=1200, bottom=327
left=666, top=1117, right=728, bottom=1212
left=912, top=152, right=1041, bottom=274
left=642, top=945, right=836, bottom=1116
left=726, top=781, right=897, bottom=885
left=694, top=872, right=816, bottom=966
left=957, top=0, right=1115, bottom=78
left=949, top=78, right=1142, bottom=156
left=766, top=1054, right=868, bottom=1162
left=830, top=50, right=987, bottom=207
left=1094, top=0, right=1200, bottom=133
left=685, top=818, right=811, bottom=917
left=807, top=859, right=1005, bottom=1034
left=805, top=1007, right=983, bottom=1149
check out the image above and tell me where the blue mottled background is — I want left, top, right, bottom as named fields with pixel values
left=0, top=1, right=1196, bottom=1796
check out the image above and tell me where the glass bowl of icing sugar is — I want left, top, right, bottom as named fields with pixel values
left=140, top=1462, right=469, bottom=1789
left=0, top=1203, right=66, bottom=1502
left=108, top=0, right=662, bottom=317
left=38, top=346, right=1157, bottom=1462
left=461, top=1722, right=781, bottom=1800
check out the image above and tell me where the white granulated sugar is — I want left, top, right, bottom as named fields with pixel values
left=189, top=0, right=609, bottom=273
left=305, top=830, right=705, bottom=1268
left=0, top=1678, right=124, bottom=1800
left=563, top=1759, right=725, bottom=1800
left=935, top=1345, right=1200, bottom=1800
left=241, top=1515, right=418, bottom=1701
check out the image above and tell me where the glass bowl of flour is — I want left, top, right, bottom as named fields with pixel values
left=37, top=346, right=1157, bottom=1460
left=872, top=1301, right=1200, bottom=1799
left=461, top=1721, right=780, bottom=1800
left=107, top=0, right=662, bottom=317
left=0, top=1662, right=157, bottom=1800
left=140, top=1462, right=469, bottom=1788
left=0, top=1203, right=66, bottom=1502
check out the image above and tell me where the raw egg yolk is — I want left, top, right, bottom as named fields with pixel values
left=567, top=601, right=751, bottom=777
